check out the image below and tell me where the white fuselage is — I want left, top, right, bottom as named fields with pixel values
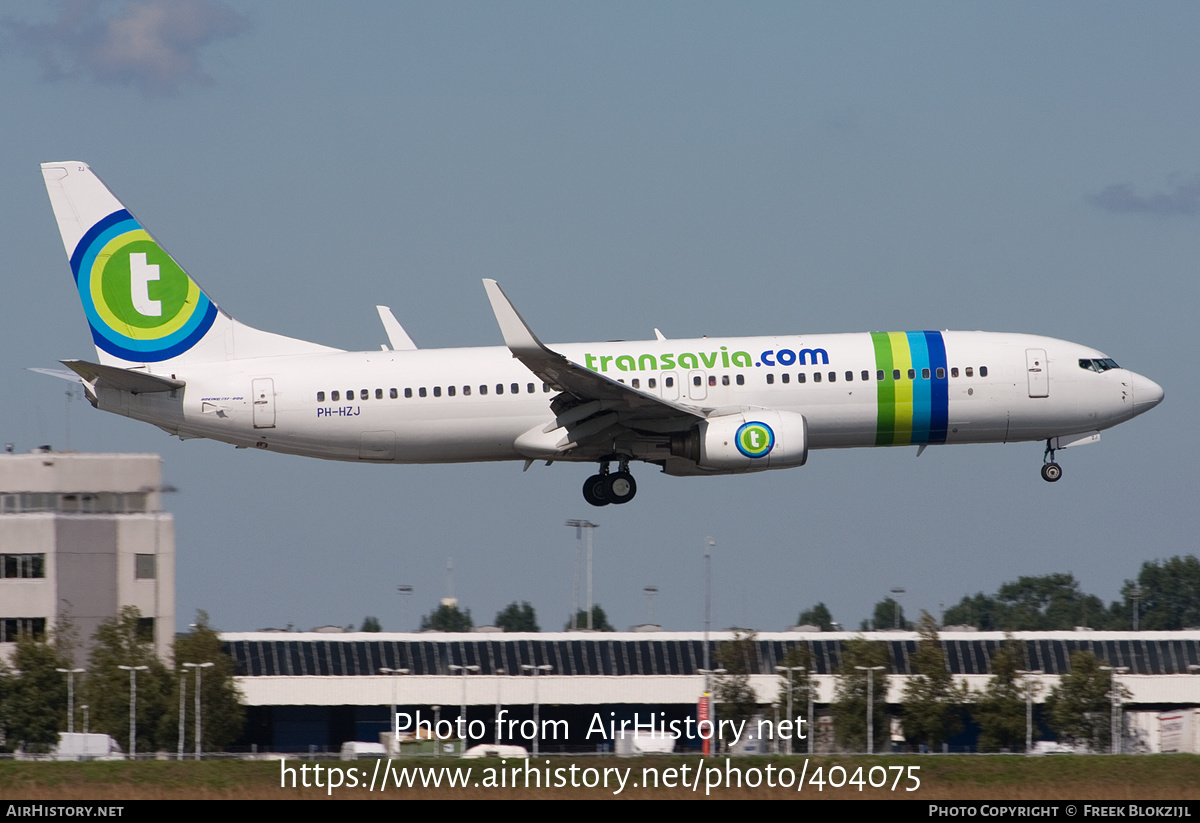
left=99, top=330, right=1149, bottom=469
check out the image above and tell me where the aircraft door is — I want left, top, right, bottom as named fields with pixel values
left=688, top=371, right=708, bottom=401
left=252, top=378, right=276, bottom=428
left=1026, top=349, right=1049, bottom=398
left=662, top=372, right=679, bottom=400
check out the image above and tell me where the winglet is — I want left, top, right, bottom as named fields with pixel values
left=376, top=306, right=417, bottom=351
left=483, top=279, right=548, bottom=358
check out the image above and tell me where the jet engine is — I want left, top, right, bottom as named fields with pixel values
left=670, top=409, right=808, bottom=472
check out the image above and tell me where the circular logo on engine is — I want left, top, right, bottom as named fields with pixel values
left=71, top=210, right=217, bottom=362
left=735, top=421, right=774, bottom=458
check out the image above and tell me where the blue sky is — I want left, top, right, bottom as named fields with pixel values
left=1, top=1, right=1195, bottom=634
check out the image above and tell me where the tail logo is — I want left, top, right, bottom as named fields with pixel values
left=735, top=421, right=775, bottom=459
left=69, top=210, right=217, bottom=362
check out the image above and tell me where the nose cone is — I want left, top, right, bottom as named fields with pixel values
left=1131, top=372, right=1164, bottom=418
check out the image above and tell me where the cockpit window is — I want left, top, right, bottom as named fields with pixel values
left=1079, top=358, right=1120, bottom=373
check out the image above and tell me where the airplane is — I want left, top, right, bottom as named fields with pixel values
left=38, top=161, right=1164, bottom=506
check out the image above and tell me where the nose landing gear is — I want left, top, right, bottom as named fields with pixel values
left=582, top=459, right=638, bottom=506
left=1041, top=440, right=1062, bottom=482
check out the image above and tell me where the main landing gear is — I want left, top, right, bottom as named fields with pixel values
left=582, top=459, right=638, bottom=506
left=1041, top=440, right=1063, bottom=483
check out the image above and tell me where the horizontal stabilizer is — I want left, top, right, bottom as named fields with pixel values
left=62, top=360, right=184, bottom=394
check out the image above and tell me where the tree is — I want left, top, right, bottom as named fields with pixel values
left=495, top=602, right=539, bottom=632
left=1120, top=556, right=1200, bottom=631
left=900, top=612, right=965, bottom=751
left=862, top=597, right=910, bottom=631
left=774, top=646, right=816, bottom=751
left=85, top=606, right=172, bottom=754
left=420, top=603, right=473, bottom=632
left=943, top=574, right=1110, bottom=631
left=564, top=605, right=614, bottom=632
left=973, top=635, right=1030, bottom=752
left=797, top=603, right=834, bottom=631
left=830, top=638, right=889, bottom=752
left=360, top=616, right=382, bottom=632
left=714, top=631, right=759, bottom=750
left=1044, top=651, right=1128, bottom=752
left=5, top=633, right=71, bottom=753
left=171, top=611, right=245, bottom=752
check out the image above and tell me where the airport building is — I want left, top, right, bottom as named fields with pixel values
left=0, top=450, right=175, bottom=665
left=223, top=629, right=1200, bottom=753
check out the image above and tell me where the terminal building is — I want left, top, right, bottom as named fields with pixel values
left=0, top=450, right=175, bottom=665
left=222, top=629, right=1200, bottom=753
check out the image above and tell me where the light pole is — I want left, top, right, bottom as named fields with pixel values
left=890, top=587, right=906, bottom=629
left=565, top=521, right=598, bottom=630
left=643, top=586, right=659, bottom=626
left=1015, top=670, right=1043, bottom=753
left=182, top=662, right=214, bottom=759
left=177, top=668, right=187, bottom=760
left=81, top=705, right=89, bottom=735
left=855, top=665, right=885, bottom=754
left=775, top=665, right=802, bottom=755
left=494, top=668, right=506, bottom=744
left=397, top=585, right=413, bottom=631
left=1100, top=666, right=1128, bottom=754
left=521, top=664, right=552, bottom=754
left=449, top=664, right=480, bottom=747
left=702, top=536, right=716, bottom=757
left=117, top=665, right=149, bottom=758
left=697, top=668, right=725, bottom=756
left=1129, top=585, right=1143, bottom=631
left=55, top=667, right=85, bottom=734
left=380, top=667, right=410, bottom=747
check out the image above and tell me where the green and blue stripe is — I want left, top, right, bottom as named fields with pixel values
left=871, top=331, right=949, bottom=446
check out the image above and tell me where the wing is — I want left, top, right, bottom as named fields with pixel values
left=483, top=279, right=706, bottom=457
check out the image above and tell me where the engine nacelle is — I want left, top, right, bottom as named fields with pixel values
left=671, top=410, right=808, bottom=472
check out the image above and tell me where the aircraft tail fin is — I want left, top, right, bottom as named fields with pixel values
left=41, top=162, right=339, bottom=368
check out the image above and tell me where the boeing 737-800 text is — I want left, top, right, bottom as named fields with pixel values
left=38, top=162, right=1163, bottom=506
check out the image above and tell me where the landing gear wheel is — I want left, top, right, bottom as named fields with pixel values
left=604, top=471, right=637, bottom=505
left=1041, top=463, right=1062, bottom=482
left=583, top=474, right=610, bottom=507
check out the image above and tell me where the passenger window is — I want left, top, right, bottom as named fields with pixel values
left=511, top=383, right=519, bottom=394
left=434, top=387, right=441, bottom=397
left=893, top=369, right=901, bottom=380
left=419, top=387, right=427, bottom=397
left=390, top=388, right=398, bottom=399
left=767, top=374, right=775, bottom=385
left=404, top=388, right=412, bottom=398
left=965, top=367, right=974, bottom=377
left=936, top=368, right=945, bottom=379
left=877, top=370, right=884, bottom=381
left=346, top=389, right=353, bottom=399
left=922, top=368, right=930, bottom=380
left=907, top=369, right=915, bottom=380
left=708, top=376, right=716, bottom=387
left=361, top=389, right=369, bottom=400
left=480, top=385, right=488, bottom=395
left=828, top=372, right=836, bottom=382
left=798, top=373, right=806, bottom=383
left=649, top=378, right=657, bottom=389
left=332, top=391, right=340, bottom=401
left=543, top=383, right=551, bottom=392
left=721, top=375, right=729, bottom=386
left=631, top=378, right=640, bottom=388
left=527, top=383, right=535, bottom=393
left=781, top=373, right=790, bottom=384
left=693, top=375, right=702, bottom=386
left=496, top=384, right=504, bottom=395
left=317, top=392, right=325, bottom=402
left=448, top=386, right=456, bottom=397
left=463, top=386, right=471, bottom=396
left=980, top=366, right=988, bottom=377
left=862, top=370, right=870, bottom=381
left=813, top=372, right=822, bottom=383
left=375, top=389, right=383, bottom=400
left=951, top=367, right=959, bottom=378
left=846, top=371, right=853, bottom=382
left=666, top=377, right=674, bottom=387
left=735, top=375, right=744, bottom=385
